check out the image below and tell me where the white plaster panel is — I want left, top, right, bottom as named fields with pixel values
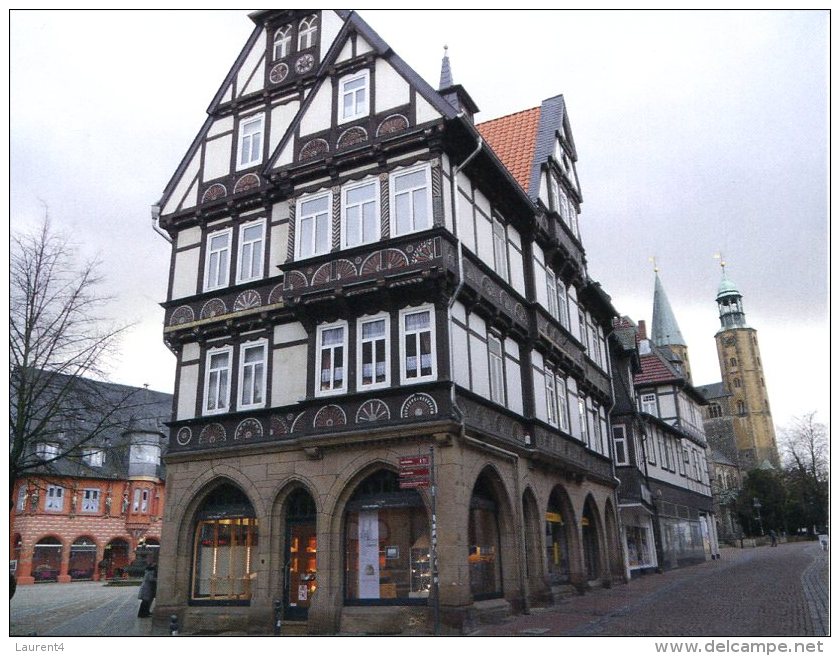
left=505, top=358, right=523, bottom=415
left=181, top=342, right=200, bottom=362
left=451, top=301, right=467, bottom=324
left=567, top=387, right=581, bottom=438
left=275, top=141, right=295, bottom=169
left=270, top=222, right=289, bottom=268
left=415, top=95, right=442, bottom=124
left=534, top=261, right=548, bottom=308
left=530, top=350, right=544, bottom=370
left=207, top=116, right=234, bottom=138
left=320, top=10, right=345, bottom=53
left=469, top=334, right=490, bottom=398
left=162, top=152, right=200, bottom=215
left=504, top=337, right=519, bottom=361
left=299, top=83, right=333, bottom=137
left=237, top=37, right=265, bottom=98
left=509, top=250, right=526, bottom=297
left=203, top=134, right=233, bottom=181
left=177, top=226, right=202, bottom=248
left=274, top=321, right=308, bottom=344
left=270, top=101, right=300, bottom=153
left=475, top=211, right=493, bottom=265
left=532, top=367, right=547, bottom=423
left=457, top=193, right=476, bottom=253
left=451, top=323, right=471, bottom=389
left=170, top=248, right=200, bottom=300
left=474, top=188, right=491, bottom=219
left=336, top=39, right=354, bottom=63
left=221, top=84, right=233, bottom=104
left=533, top=242, right=545, bottom=265
left=272, top=344, right=308, bottom=406
left=507, top=225, right=522, bottom=249
left=660, top=394, right=677, bottom=419
left=356, top=35, right=373, bottom=56
left=443, top=177, right=453, bottom=232
left=467, top=311, right=486, bottom=335
left=375, top=60, right=411, bottom=114
left=538, top=171, right=550, bottom=206
left=176, top=364, right=199, bottom=421
left=568, top=299, right=581, bottom=342
left=182, top=179, right=198, bottom=211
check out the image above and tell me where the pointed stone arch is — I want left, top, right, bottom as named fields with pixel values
left=545, top=484, right=580, bottom=589
left=581, top=494, right=606, bottom=582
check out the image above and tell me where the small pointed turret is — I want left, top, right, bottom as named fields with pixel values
left=650, top=269, right=692, bottom=382
left=439, top=45, right=453, bottom=89
left=437, top=45, right=479, bottom=122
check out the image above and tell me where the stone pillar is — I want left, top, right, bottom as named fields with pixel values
left=57, top=541, right=72, bottom=583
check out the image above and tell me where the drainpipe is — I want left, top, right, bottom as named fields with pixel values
left=151, top=204, right=173, bottom=243
left=447, top=127, right=483, bottom=424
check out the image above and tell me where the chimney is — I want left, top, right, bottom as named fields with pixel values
left=638, top=320, right=647, bottom=340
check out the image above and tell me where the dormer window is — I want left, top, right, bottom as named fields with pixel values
left=273, top=25, right=291, bottom=60
left=298, top=15, right=318, bottom=50
left=339, top=70, right=369, bottom=123
left=36, top=442, right=59, bottom=460
left=82, top=448, right=104, bottom=467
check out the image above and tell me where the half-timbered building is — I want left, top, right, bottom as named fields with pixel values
left=154, top=9, right=624, bottom=634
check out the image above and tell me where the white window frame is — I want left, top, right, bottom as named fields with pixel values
left=236, top=219, right=266, bottom=284
left=82, top=448, right=103, bottom=468
left=492, top=217, right=509, bottom=282
left=298, top=14, right=318, bottom=50
left=556, top=375, right=569, bottom=432
left=45, top=485, right=64, bottom=512
left=579, top=396, right=589, bottom=446
left=238, top=339, right=268, bottom=410
left=641, top=393, right=657, bottom=416
left=613, top=425, right=629, bottom=465
left=81, top=488, right=100, bottom=513
left=236, top=113, right=265, bottom=170
left=339, top=69, right=370, bottom=124
left=204, top=345, right=233, bottom=415
left=357, top=313, right=390, bottom=391
left=273, top=25, right=291, bottom=60
left=36, top=442, right=59, bottom=460
left=342, top=178, right=380, bottom=248
left=399, top=305, right=437, bottom=384
left=316, top=321, right=348, bottom=396
left=390, top=164, right=432, bottom=237
left=544, top=369, right=557, bottom=426
left=204, top=227, right=232, bottom=292
left=296, top=191, right=333, bottom=260
left=488, top=334, right=505, bottom=405
left=557, top=283, right=569, bottom=329
left=16, top=486, right=27, bottom=512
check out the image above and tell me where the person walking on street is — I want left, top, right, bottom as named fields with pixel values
left=137, top=555, right=158, bottom=618
left=769, top=529, right=778, bottom=547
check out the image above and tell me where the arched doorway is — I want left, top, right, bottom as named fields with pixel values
left=69, top=537, right=97, bottom=580
left=468, top=472, right=503, bottom=600
left=343, top=469, right=430, bottom=605
left=284, top=487, right=317, bottom=620
left=102, top=538, right=130, bottom=578
left=581, top=499, right=601, bottom=581
left=191, top=482, right=258, bottom=603
left=545, top=487, right=574, bottom=584
left=32, top=537, right=62, bottom=582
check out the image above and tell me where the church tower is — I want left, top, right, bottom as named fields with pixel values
left=651, top=269, right=693, bottom=383
left=713, top=261, right=780, bottom=468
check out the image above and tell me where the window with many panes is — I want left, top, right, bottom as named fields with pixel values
left=400, top=306, right=435, bottom=383
left=36, top=442, right=59, bottom=460
left=317, top=322, right=347, bottom=395
left=298, top=14, right=318, bottom=50
left=236, top=220, right=265, bottom=284
left=342, top=179, right=379, bottom=247
left=546, top=272, right=558, bottom=319
left=239, top=340, right=267, bottom=409
left=45, top=485, right=64, bottom=512
left=204, top=346, right=232, bottom=414
left=297, top=192, right=332, bottom=260
left=340, top=70, right=369, bottom=123
left=237, top=114, right=264, bottom=169
left=274, top=25, right=291, bottom=60
left=391, top=166, right=431, bottom=236
left=613, top=425, right=628, bottom=465
left=358, top=314, right=389, bottom=390
left=488, top=334, right=505, bottom=405
left=492, top=218, right=509, bottom=282
left=133, top=488, right=150, bottom=514
left=544, top=369, right=557, bottom=426
left=204, top=228, right=232, bottom=291
left=557, top=283, right=569, bottom=329
left=556, top=376, right=569, bottom=432
left=81, top=488, right=100, bottom=513
left=641, top=393, right=657, bottom=416
left=579, top=397, right=589, bottom=446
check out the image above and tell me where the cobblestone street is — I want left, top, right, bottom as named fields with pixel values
left=473, top=540, right=829, bottom=637
left=8, top=540, right=829, bottom=639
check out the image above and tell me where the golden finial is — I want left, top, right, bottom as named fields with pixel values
left=649, top=256, right=659, bottom=274
left=714, top=252, right=726, bottom=274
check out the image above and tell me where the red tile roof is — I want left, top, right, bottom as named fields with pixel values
left=634, top=353, right=680, bottom=385
left=477, top=106, right=541, bottom=192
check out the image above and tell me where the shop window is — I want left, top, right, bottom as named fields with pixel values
left=545, top=488, right=572, bottom=584
left=344, top=470, right=430, bottom=604
left=581, top=502, right=600, bottom=580
left=69, top=537, right=96, bottom=580
left=469, top=475, right=503, bottom=599
left=192, top=483, right=258, bottom=603
left=32, top=537, right=62, bottom=582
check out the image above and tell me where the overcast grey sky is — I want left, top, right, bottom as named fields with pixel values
left=9, top=8, right=829, bottom=435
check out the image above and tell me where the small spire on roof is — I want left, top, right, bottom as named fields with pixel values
left=439, top=45, right=453, bottom=90
left=649, top=255, right=659, bottom=274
